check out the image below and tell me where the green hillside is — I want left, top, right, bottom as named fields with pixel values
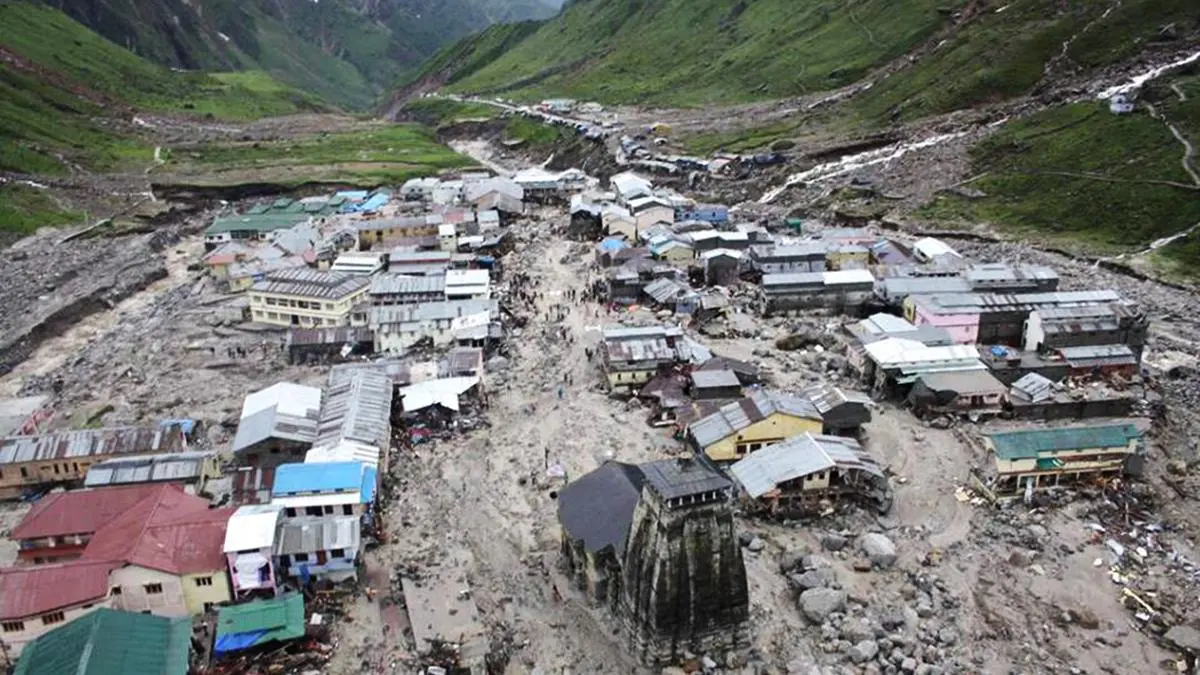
left=427, top=0, right=956, bottom=106
left=0, top=2, right=330, bottom=175
left=42, top=0, right=562, bottom=110
left=919, top=73, right=1200, bottom=270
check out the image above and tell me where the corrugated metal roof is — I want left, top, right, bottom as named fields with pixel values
left=232, top=383, right=322, bottom=454
left=0, top=561, right=115, bottom=620
left=1011, top=373, right=1057, bottom=403
left=641, top=458, right=731, bottom=501
left=250, top=268, right=369, bottom=300
left=13, top=608, right=191, bottom=675
left=215, top=593, right=304, bottom=653
left=986, top=424, right=1141, bottom=460
left=370, top=273, right=446, bottom=296
left=688, top=390, right=822, bottom=448
left=0, top=426, right=185, bottom=466
left=371, top=298, right=497, bottom=326
left=272, top=461, right=367, bottom=496
left=917, top=370, right=1007, bottom=395
left=274, top=516, right=360, bottom=555
left=83, top=451, right=213, bottom=488
left=762, top=272, right=825, bottom=287
left=12, top=484, right=180, bottom=540
left=1057, top=344, right=1137, bottom=367
left=690, top=369, right=740, bottom=390
left=602, top=325, right=683, bottom=341
left=557, top=462, right=644, bottom=553
left=863, top=338, right=982, bottom=369
left=731, top=433, right=883, bottom=498
left=313, top=370, right=392, bottom=452
left=802, top=383, right=871, bottom=414
left=915, top=290, right=1122, bottom=315
left=877, top=276, right=972, bottom=302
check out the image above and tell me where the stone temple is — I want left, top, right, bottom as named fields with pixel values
left=558, top=456, right=750, bottom=666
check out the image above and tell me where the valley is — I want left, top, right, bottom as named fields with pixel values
left=3, top=1, right=1200, bottom=674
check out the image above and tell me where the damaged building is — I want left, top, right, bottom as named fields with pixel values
left=729, top=432, right=892, bottom=514
left=982, top=423, right=1145, bottom=493
left=559, top=458, right=749, bottom=666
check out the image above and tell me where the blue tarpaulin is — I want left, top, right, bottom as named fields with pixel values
left=214, top=630, right=269, bottom=653
left=159, top=418, right=197, bottom=435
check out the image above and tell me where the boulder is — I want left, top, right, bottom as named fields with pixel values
left=821, top=532, right=848, bottom=552
left=848, top=640, right=880, bottom=664
left=798, top=588, right=847, bottom=623
left=792, top=568, right=837, bottom=590
left=859, top=533, right=898, bottom=569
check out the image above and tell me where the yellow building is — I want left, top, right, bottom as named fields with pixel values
left=687, top=391, right=824, bottom=463
left=985, top=424, right=1144, bottom=493
left=0, top=426, right=186, bottom=499
left=602, top=326, right=684, bottom=393
left=652, top=241, right=695, bottom=264
left=249, top=268, right=371, bottom=328
left=826, top=244, right=870, bottom=271
left=354, top=215, right=439, bottom=249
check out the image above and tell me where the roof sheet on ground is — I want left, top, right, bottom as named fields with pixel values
left=215, top=593, right=305, bottom=653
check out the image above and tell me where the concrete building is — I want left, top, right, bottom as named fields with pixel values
left=329, top=251, right=386, bottom=276
left=803, top=384, right=872, bottom=435
left=729, top=433, right=891, bottom=513
left=10, top=484, right=180, bottom=565
left=400, top=177, right=439, bottom=201
left=0, top=561, right=118, bottom=657
left=983, top=424, right=1145, bottom=493
left=965, top=263, right=1060, bottom=294
left=0, top=426, right=186, bottom=499
left=611, top=172, right=653, bottom=202
left=231, top=382, right=322, bottom=468
left=275, top=516, right=361, bottom=582
left=444, top=269, right=491, bottom=300
left=905, top=290, right=1124, bottom=346
left=352, top=215, right=440, bottom=249
left=249, top=268, right=370, bottom=328
left=369, top=274, right=447, bottom=306
left=686, top=391, right=823, bottom=463
left=223, top=504, right=285, bottom=599
left=749, top=244, right=827, bottom=275
left=603, top=206, right=638, bottom=240
left=371, top=299, right=499, bottom=353
left=859, top=338, right=985, bottom=396
left=601, top=326, right=685, bottom=392
left=689, top=370, right=742, bottom=401
left=874, top=276, right=972, bottom=308
left=1022, top=304, right=1148, bottom=356
left=760, top=270, right=875, bottom=316
left=628, top=196, right=676, bottom=232
left=907, top=370, right=1008, bottom=415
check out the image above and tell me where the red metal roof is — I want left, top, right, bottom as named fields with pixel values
left=80, top=489, right=232, bottom=576
left=10, top=484, right=181, bottom=540
left=0, top=561, right=117, bottom=620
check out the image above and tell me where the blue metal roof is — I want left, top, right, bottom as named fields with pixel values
left=361, top=466, right=377, bottom=503
left=272, top=461, right=367, bottom=496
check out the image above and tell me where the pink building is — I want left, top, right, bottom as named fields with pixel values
left=905, top=297, right=980, bottom=344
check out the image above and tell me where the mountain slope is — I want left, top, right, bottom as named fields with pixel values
left=407, top=0, right=955, bottom=105
left=42, top=0, right=563, bottom=109
left=0, top=2, right=330, bottom=176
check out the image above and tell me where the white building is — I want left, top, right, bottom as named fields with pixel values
left=445, top=269, right=491, bottom=300
left=371, top=299, right=498, bottom=353
left=329, top=251, right=386, bottom=276
left=400, top=177, right=440, bottom=201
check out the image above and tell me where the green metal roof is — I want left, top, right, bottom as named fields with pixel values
left=205, top=213, right=311, bottom=236
left=215, top=592, right=304, bottom=651
left=987, top=424, right=1141, bottom=460
left=14, top=608, right=190, bottom=675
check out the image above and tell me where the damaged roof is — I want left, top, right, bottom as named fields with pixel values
left=0, top=426, right=186, bottom=466
left=275, top=516, right=361, bottom=556
left=232, top=383, right=322, bottom=454
left=84, top=451, right=214, bottom=488
left=313, top=370, right=392, bottom=452
left=688, top=390, right=822, bottom=449
left=641, top=458, right=731, bottom=501
left=802, top=383, right=872, bottom=414
left=731, top=433, right=884, bottom=498
left=557, top=462, right=645, bottom=554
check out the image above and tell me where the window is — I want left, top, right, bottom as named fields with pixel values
left=144, top=583, right=163, bottom=594
left=203, top=602, right=216, bottom=614
left=325, top=303, right=334, bottom=311
left=110, top=586, right=122, bottom=596
left=279, top=555, right=290, bottom=566
left=81, top=604, right=93, bottom=609
left=342, top=505, right=354, bottom=516
left=194, top=576, right=213, bottom=587
left=305, top=506, right=322, bottom=516
left=294, top=553, right=309, bottom=563
left=42, top=612, right=65, bottom=626
left=53, top=463, right=60, bottom=475
left=323, top=505, right=334, bottom=515
left=331, top=548, right=346, bottom=559
left=20, top=467, right=27, bottom=478
left=285, top=508, right=297, bottom=517
left=2, top=621, right=24, bottom=633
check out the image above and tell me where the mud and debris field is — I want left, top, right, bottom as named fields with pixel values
left=3, top=146, right=1200, bottom=675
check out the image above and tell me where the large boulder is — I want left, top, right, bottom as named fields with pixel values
left=859, top=533, right=898, bottom=569
left=798, top=588, right=847, bottom=624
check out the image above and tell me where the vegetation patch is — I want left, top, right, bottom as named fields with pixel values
left=0, top=183, right=86, bottom=235
left=440, top=0, right=953, bottom=106
left=159, top=124, right=476, bottom=187
left=400, top=98, right=499, bottom=126
left=503, top=115, right=566, bottom=146
left=917, top=75, right=1200, bottom=267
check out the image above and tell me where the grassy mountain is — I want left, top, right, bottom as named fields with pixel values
left=0, top=1, right=331, bottom=176
left=407, top=0, right=956, bottom=106
left=41, top=0, right=563, bottom=109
